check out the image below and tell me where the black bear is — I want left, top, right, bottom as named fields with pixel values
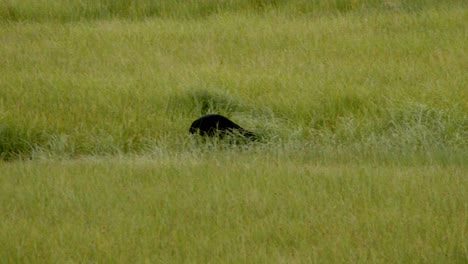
left=189, top=114, right=256, bottom=140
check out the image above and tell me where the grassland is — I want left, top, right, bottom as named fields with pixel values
left=0, top=0, right=467, bottom=262
left=1, top=157, right=466, bottom=263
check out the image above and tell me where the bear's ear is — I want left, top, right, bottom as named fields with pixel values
left=189, top=127, right=198, bottom=134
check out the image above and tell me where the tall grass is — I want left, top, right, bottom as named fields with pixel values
left=1, top=156, right=466, bottom=263
left=0, top=3, right=466, bottom=160
left=0, top=2, right=466, bottom=262
left=1, top=0, right=466, bottom=21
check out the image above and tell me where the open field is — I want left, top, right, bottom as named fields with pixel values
left=1, top=156, right=466, bottom=263
left=0, top=0, right=467, bottom=262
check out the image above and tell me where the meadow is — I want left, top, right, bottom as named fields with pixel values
left=0, top=0, right=467, bottom=262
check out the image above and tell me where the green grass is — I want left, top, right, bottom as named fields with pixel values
left=2, top=0, right=465, bottom=21
left=1, top=157, right=466, bottom=263
left=0, top=0, right=467, bottom=262
left=1, top=8, right=466, bottom=158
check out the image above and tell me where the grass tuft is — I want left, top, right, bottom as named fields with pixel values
left=168, top=89, right=247, bottom=117
left=0, top=124, right=47, bottom=161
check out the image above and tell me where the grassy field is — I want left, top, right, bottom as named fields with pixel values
left=1, top=157, right=466, bottom=263
left=0, top=0, right=467, bottom=262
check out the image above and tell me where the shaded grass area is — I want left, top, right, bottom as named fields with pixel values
left=0, top=124, right=48, bottom=161
left=1, top=0, right=466, bottom=22
left=0, top=157, right=466, bottom=263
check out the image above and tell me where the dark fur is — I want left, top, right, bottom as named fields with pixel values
left=189, top=114, right=256, bottom=140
